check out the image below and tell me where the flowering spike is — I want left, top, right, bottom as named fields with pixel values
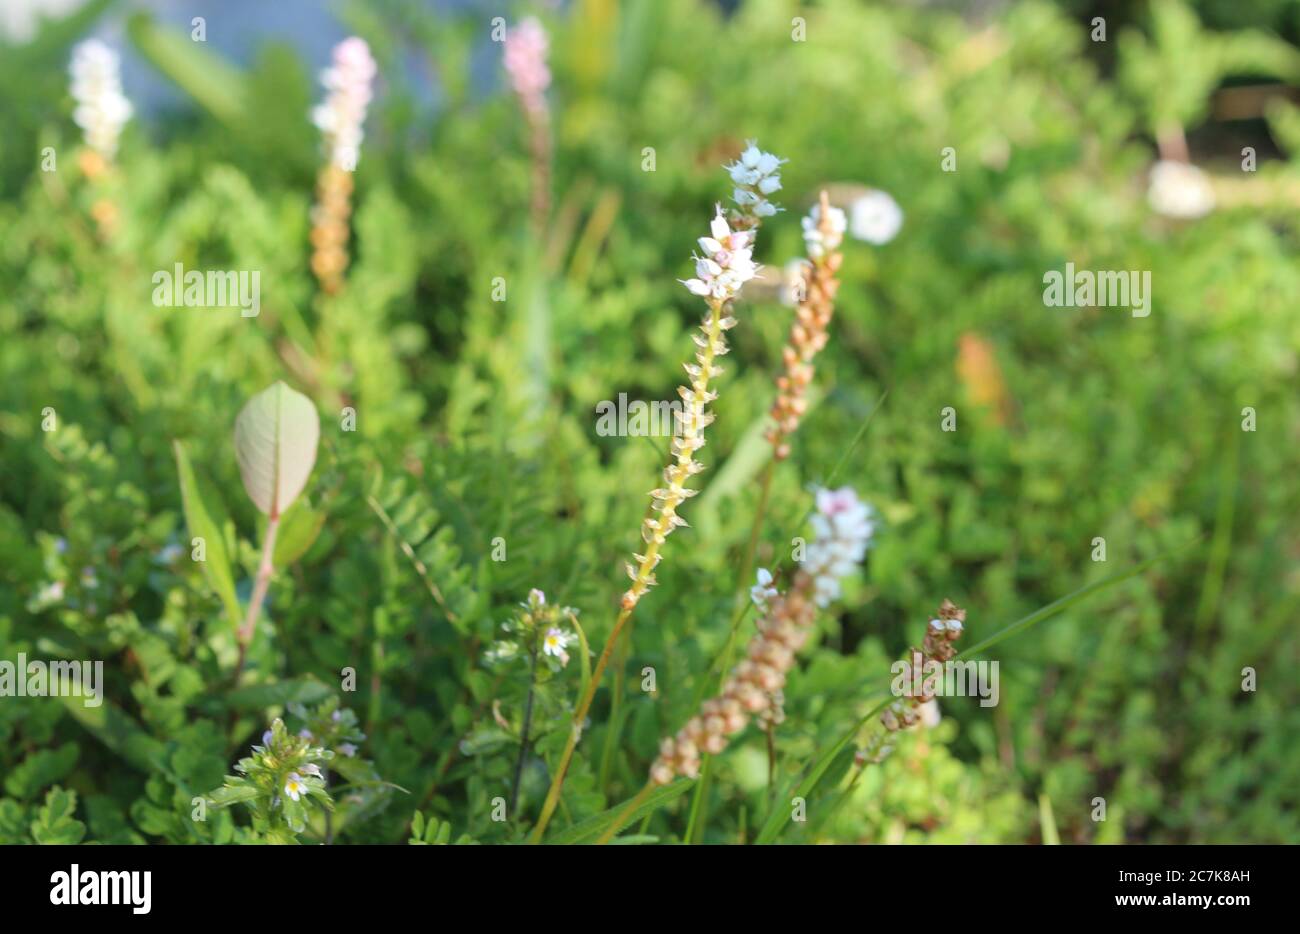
left=650, top=488, right=875, bottom=785
left=69, top=40, right=132, bottom=164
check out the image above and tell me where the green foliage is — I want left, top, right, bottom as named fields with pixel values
left=0, top=0, right=1296, bottom=845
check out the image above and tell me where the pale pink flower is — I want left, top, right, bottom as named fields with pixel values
left=312, top=37, right=377, bottom=171
left=504, top=17, right=550, bottom=116
left=681, top=211, right=758, bottom=300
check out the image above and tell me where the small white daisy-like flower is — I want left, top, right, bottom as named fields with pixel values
left=1148, top=159, right=1214, bottom=219
left=750, top=568, right=778, bottom=611
left=284, top=773, right=305, bottom=802
left=726, top=141, right=785, bottom=219
left=801, top=202, right=848, bottom=259
left=312, top=36, right=377, bottom=172
left=527, top=588, right=546, bottom=608
left=681, top=210, right=759, bottom=301
left=69, top=39, right=132, bottom=160
left=848, top=190, right=903, bottom=245
left=542, top=627, right=571, bottom=666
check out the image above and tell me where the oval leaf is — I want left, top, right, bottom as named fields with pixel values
left=234, top=381, right=320, bottom=518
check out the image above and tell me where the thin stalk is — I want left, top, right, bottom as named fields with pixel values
left=740, top=461, right=777, bottom=598
left=530, top=603, right=631, bottom=842
left=366, top=494, right=460, bottom=625
left=528, top=111, right=551, bottom=238
left=324, top=770, right=334, bottom=845
left=532, top=297, right=728, bottom=842
left=766, top=721, right=777, bottom=801
left=233, top=515, right=279, bottom=682
left=683, top=757, right=711, bottom=843
left=594, top=781, right=653, bottom=845
left=511, top=635, right=541, bottom=816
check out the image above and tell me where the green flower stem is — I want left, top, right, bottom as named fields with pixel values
left=511, top=633, right=541, bottom=816
left=532, top=297, right=728, bottom=843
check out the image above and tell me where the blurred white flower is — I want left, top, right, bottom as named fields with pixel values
left=726, top=141, right=785, bottom=219
left=801, top=202, right=847, bottom=259
left=1148, top=160, right=1214, bottom=219
left=154, top=542, right=184, bottom=565
left=779, top=258, right=810, bottom=307
left=919, top=698, right=942, bottom=728
left=312, top=36, right=377, bottom=172
left=801, top=487, right=875, bottom=606
left=750, top=568, right=778, bottom=611
left=69, top=39, right=132, bottom=159
left=849, top=190, right=903, bottom=244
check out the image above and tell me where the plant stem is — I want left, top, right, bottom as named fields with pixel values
left=531, top=298, right=728, bottom=842
left=594, top=781, right=653, bottom=845
left=511, top=635, right=541, bottom=816
left=766, top=721, right=777, bottom=800
left=739, top=461, right=776, bottom=600
left=324, top=770, right=334, bottom=845
left=530, top=603, right=631, bottom=842
left=233, top=515, right=279, bottom=682
left=684, top=459, right=776, bottom=840
left=366, top=494, right=460, bottom=625
left=529, top=112, right=551, bottom=239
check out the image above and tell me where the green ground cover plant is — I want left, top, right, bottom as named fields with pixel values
left=0, top=0, right=1297, bottom=845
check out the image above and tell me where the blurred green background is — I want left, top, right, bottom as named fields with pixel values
left=0, top=0, right=1297, bottom=844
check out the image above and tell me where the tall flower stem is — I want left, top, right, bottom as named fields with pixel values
left=511, top=635, right=541, bottom=815
left=531, top=296, right=729, bottom=842
left=528, top=113, right=551, bottom=238
left=234, top=515, right=279, bottom=682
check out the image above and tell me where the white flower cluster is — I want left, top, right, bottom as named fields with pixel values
left=801, top=201, right=847, bottom=260
left=750, top=567, right=778, bottom=611
left=800, top=487, right=875, bottom=606
left=69, top=39, right=132, bottom=160
left=681, top=211, right=758, bottom=301
left=726, top=141, right=784, bottom=219
left=1148, top=159, right=1214, bottom=219
left=849, top=189, right=903, bottom=244
left=312, top=37, right=377, bottom=172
